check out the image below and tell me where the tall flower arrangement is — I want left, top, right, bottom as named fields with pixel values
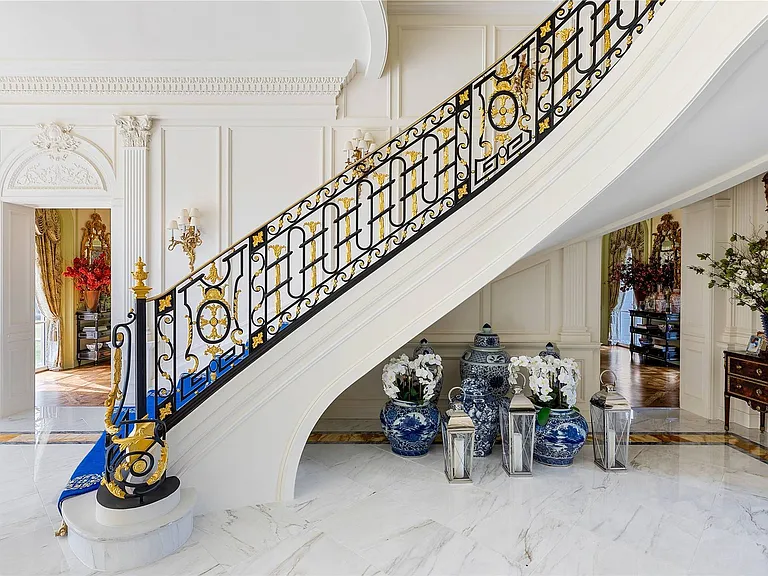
left=63, top=253, right=111, bottom=292
left=508, top=355, right=581, bottom=424
left=608, top=257, right=674, bottom=301
left=382, top=352, right=443, bottom=404
left=690, top=232, right=768, bottom=314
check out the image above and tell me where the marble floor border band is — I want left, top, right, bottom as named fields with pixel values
left=2, top=430, right=765, bottom=465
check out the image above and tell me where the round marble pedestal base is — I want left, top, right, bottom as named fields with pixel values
left=61, top=488, right=196, bottom=572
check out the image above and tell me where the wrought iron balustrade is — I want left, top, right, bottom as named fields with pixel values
left=114, top=0, right=664, bottom=429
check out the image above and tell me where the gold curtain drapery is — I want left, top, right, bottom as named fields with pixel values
left=34, top=209, right=63, bottom=370
left=607, top=222, right=647, bottom=315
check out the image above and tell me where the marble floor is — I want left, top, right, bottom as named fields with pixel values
left=2, top=411, right=768, bottom=575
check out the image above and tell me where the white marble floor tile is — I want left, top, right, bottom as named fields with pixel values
left=355, top=517, right=524, bottom=576
left=0, top=491, right=51, bottom=540
left=528, top=524, right=684, bottom=576
left=194, top=504, right=308, bottom=567
left=0, top=525, right=70, bottom=575
left=227, top=529, right=379, bottom=576
left=290, top=466, right=376, bottom=527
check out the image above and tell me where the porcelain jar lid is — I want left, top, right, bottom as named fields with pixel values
left=472, top=324, right=502, bottom=349
left=413, top=338, right=436, bottom=357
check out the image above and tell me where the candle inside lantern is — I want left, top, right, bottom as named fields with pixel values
left=453, top=436, right=465, bottom=479
left=513, top=432, right=523, bottom=472
left=607, top=428, right=616, bottom=468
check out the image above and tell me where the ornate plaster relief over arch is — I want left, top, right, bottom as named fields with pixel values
left=0, top=122, right=116, bottom=208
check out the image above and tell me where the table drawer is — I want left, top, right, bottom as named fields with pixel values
left=727, top=357, right=768, bottom=381
left=727, top=375, right=768, bottom=402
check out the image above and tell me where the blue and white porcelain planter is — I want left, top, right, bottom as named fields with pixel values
left=461, top=376, right=499, bottom=457
left=533, top=407, right=588, bottom=466
left=380, top=400, right=440, bottom=456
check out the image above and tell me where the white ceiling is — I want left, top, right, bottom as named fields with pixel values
left=534, top=17, right=768, bottom=254
left=0, top=1, right=370, bottom=71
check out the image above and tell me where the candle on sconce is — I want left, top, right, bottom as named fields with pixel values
left=168, top=219, right=179, bottom=231
left=189, top=216, right=198, bottom=228
left=180, top=208, right=189, bottom=222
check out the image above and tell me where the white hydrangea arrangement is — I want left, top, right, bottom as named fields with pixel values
left=508, top=354, right=581, bottom=424
left=382, top=352, right=443, bottom=404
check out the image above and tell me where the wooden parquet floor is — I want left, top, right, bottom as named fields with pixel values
left=600, top=345, right=679, bottom=408
left=35, top=364, right=111, bottom=407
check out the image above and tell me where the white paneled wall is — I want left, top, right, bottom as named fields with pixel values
left=324, top=240, right=602, bottom=420
left=0, top=8, right=605, bottom=419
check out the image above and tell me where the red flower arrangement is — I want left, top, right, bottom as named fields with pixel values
left=63, top=253, right=111, bottom=292
left=608, top=257, right=674, bottom=302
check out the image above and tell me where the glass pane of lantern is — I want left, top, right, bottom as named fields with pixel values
left=500, top=406, right=510, bottom=473
left=606, top=410, right=631, bottom=470
left=512, top=412, right=534, bottom=474
left=590, top=403, right=606, bottom=468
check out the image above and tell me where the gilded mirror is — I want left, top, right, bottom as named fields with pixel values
left=651, top=213, right=681, bottom=289
left=80, top=212, right=111, bottom=265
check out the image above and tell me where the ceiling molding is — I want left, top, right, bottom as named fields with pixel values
left=0, top=73, right=356, bottom=98
left=361, top=0, right=389, bottom=79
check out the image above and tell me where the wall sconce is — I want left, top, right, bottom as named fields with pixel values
left=343, top=129, right=377, bottom=179
left=168, top=208, right=202, bottom=273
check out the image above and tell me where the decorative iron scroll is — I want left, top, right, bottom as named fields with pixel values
left=103, top=312, right=169, bottom=499
left=141, top=0, right=664, bottom=428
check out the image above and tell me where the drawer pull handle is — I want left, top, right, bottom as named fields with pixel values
left=736, top=364, right=743, bottom=370
left=735, top=384, right=742, bottom=390
left=758, top=368, right=763, bottom=376
left=758, top=389, right=763, bottom=396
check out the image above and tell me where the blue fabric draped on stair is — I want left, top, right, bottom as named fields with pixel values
left=57, top=407, right=134, bottom=513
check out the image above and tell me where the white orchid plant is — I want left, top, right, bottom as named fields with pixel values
left=508, top=354, right=581, bottom=425
left=382, top=352, right=443, bottom=404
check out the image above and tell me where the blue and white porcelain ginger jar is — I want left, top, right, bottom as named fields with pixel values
left=380, top=400, right=440, bottom=456
left=533, top=408, right=588, bottom=466
left=460, top=324, right=511, bottom=399
left=461, top=376, right=499, bottom=457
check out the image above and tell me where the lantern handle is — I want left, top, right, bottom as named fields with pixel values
left=510, top=370, right=526, bottom=394
left=448, top=386, right=465, bottom=407
left=599, top=369, right=617, bottom=391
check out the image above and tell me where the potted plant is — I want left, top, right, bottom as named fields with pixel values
left=508, top=352, right=587, bottom=466
left=63, top=253, right=111, bottom=312
left=380, top=351, right=443, bottom=456
left=691, top=231, right=768, bottom=333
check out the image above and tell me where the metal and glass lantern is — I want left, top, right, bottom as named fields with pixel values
left=442, top=387, right=475, bottom=483
left=589, top=370, right=632, bottom=471
left=500, top=372, right=535, bottom=476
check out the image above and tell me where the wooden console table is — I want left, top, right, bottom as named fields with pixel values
left=724, top=349, right=768, bottom=432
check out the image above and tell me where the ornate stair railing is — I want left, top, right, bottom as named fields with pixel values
left=114, top=0, right=664, bottom=430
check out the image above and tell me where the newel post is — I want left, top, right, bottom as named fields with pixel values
left=131, top=257, right=151, bottom=418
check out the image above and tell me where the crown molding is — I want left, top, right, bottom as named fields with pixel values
left=387, top=0, right=556, bottom=17
left=0, top=61, right=357, bottom=99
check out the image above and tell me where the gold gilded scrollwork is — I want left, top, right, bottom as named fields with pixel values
left=556, top=28, right=575, bottom=96
left=303, top=221, right=321, bottom=289
left=437, top=128, right=453, bottom=194
left=269, top=244, right=286, bottom=315
left=404, top=151, right=421, bottom=218
left=372, top=173, right=388, bottom=240
left=337, top=198, right=355, bottom=264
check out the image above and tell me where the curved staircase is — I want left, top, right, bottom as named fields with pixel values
left=99, top=0, right=768, bottom=513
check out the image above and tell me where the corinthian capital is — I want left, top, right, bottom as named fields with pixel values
left=114, top=115, right=153, bottom=148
